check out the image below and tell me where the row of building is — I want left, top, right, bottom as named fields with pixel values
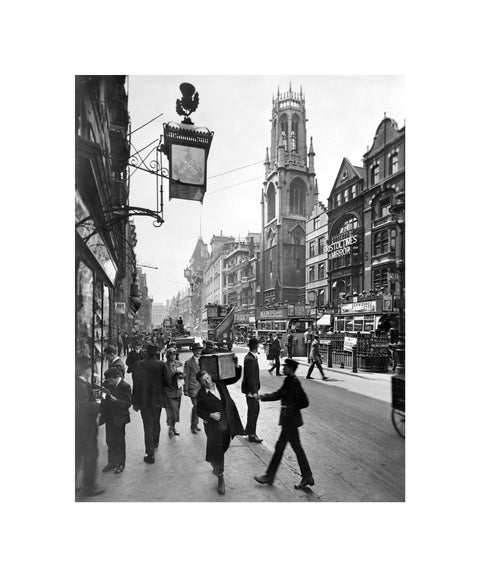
left=75, top=76, right=153, bottom=368
left=164, top=86, right=405, bottom=341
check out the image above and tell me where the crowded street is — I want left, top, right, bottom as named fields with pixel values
left=78, top=345, right=404, bottom=502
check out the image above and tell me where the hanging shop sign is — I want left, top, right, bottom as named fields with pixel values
left=115, top=301, right=126, bottom=314
left=327, top=234, right=358, bottom=259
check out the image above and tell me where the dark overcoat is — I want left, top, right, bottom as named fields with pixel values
left=269, top=338, right=282, bottom=357
left=99, top=378, right=132, bottom=427
left=164, top=360, right=183, bottom=400
left=261, top=374, right=309, bottom=428
left=241, top=352, right=260, bottom=395
left=196, top=367, right=245, bottom=463
left=132, top=358, right=167, bottom=409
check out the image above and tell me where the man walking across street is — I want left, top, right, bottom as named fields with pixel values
left=241, top=337, right=263, bottom=443
left=132, top=343, right=167, bottom=464
left=254, top=358, right=314, bottom=490
left=306, top=333, right=328, bottom=380
left=267, top=333, right=282, bottom=376
left=104, top=345, right=126, bottom=379
left=183, top=342, right=203, bottom=434
left=286, top=330, right=294, bottom=359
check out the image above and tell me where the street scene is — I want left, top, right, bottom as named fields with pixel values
left=75, top=75, right=405, bottom=503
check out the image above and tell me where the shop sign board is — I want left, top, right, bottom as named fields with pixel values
left=344, top=336, right=357, bottom=351
left=248, top=316, right=256, bottom=324
left=327, top=233, right=358, bottom=259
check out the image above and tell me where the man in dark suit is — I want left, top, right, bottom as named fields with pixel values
left=242, top=337, right=262, bottom=443
left=104, top=345, right=126, bottom=378
left=132, top=343, right=167, bottom=464
left=183, top=342, right=203, bottom=433
left=99, top=366, right=132, bottom=474
left=254, top=358, right=314, bottom=490
left=267, top=333, right=282, bottom=376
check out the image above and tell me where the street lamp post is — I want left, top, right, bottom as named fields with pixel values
left=390, top=190, right=405, bottom=377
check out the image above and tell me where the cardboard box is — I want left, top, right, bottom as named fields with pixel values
left=199, top=353, right=236, bottom=381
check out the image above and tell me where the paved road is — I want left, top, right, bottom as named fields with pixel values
left=79, top=346, right=404, bottom=502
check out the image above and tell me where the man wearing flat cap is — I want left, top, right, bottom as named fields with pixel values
left=254, top=357, right=315, bottom=490
left=183, top=342, right=204, bottom=433
left=132, top=343, right=168, bottom=464
left=241, top=337, right=263, bottom=443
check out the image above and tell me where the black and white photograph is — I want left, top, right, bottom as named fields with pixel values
left=5, top=1, right=478, bottom=576
left=75, top=74, right=405, bottom=503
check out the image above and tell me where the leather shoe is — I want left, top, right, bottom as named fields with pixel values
left=168, top=429, right=174, bottom=438
left=306, top=376, right=313, bottom=379
left=173, top=429, right=180, bottom=436
left=294, top=476, right=315, bottom=490
left=194, top=426, right=201, bottom=431
left=191, top=428, right=198, bottom=434
left=114, top=464, right=124, bottom=474
left=144, top=454, right=155, bottom=464
left=248, top=435, right=263, bottom=443
left=254, top=474, right=273, bottom=486
left=217, top=475, right=225, bottom=495
left=102, top=463, right=115, bottom=472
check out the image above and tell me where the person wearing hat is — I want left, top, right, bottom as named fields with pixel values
left=267, top=333, right=282, bottom=376
left=75, top=354, right=105, bottom=498
left=183, top=342, right=204, bottom=434
left=99, top=366, right=132, bottom=474
left=306, top=333, right=328, bottom=380
left=104, top=345, right=126, bottom=379
left=164, top=348, right=184, bottom=437
left=132, top=343, right=168, bottom=463
left=241, top=337, right=263, bottom=443
left=254, top=358, right=315, bottom=490
left=195, top=364, right=245, bottom=495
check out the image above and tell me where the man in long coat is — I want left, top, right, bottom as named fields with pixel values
left=196, top=363, right=244, bottom=495
left=183, top=342, right=203, bottom=433
left=75, top=354, right=104, bottom=497
left=241, top=337, right=262, bottom=443
left=254, top=358, right=314, bottom=490
left=267, top=333, right=282, bottom=376
left=132, top=343, right=167, bottom=464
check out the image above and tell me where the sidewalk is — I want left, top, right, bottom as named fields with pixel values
left=81, top=355, right=322, bottom=503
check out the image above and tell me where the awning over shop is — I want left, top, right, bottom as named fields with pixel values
left=316, top=314, right=331, bottom=326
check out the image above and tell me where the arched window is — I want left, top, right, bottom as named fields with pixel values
left=289, top=177, right=306, bottom=216
left=291, top=114, right=299, bottom=152
left=337, top=216, right=359, bottom=234
left=280, top=114, right=288, bottom=149
left=266, top=183, right=276, bottom=222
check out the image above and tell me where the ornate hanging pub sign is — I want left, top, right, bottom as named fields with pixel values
left=162, top=83, right=214, bottom=203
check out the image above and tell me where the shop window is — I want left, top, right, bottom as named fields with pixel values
left=354, top=318, right=364, bottom=332
left=76, top=261, right=93, bottom=356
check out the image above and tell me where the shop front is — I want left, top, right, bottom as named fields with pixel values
left=334, top=298, right=397, bottom=334
left=76, top=193, right=119, bottom=380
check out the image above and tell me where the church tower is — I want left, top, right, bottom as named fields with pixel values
left=260, top=84, right=317, bottom=306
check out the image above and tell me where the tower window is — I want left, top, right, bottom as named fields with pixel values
left=289, top=178, right=306, bottom=216
left=266, top=183, right=275, bottom=221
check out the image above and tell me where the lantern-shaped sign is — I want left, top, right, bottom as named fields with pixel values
left=162, top=83, right=214, bottom=203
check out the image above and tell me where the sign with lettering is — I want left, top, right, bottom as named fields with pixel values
left=340, top=301, right=379, bottom=313
left=344, top=336, right=357, bottom=351
left=258, top=308, right=288, bottom=319
left=327, top=234, right=358, bottom=259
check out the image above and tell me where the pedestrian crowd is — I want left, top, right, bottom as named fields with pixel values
left=75, top=331, right=325, bottom=499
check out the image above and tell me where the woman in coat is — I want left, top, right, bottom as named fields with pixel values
left=164, top=348, right=184, bottom=437
left=195, top=365, right=245, bottom=495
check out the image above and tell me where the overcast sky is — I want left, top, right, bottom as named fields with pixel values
left=127, top=75, right=405, bottom=303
